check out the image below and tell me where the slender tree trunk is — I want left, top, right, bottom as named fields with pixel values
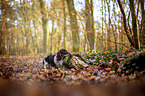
left=50, top=6, right=57, bottom=52
left=32, top=2, right=39, bottom=53
left=104, top=0, right=107, bottom=50
left=28, top=23, right=33, bottom=54
left=121, top=28, right=124, bottom=50
left=56, top=11, right=62, bottom=51
left=117, top=0, right=134, bottom=47
left=24, top=21, right=29, bottom=54
left=21, top=26, right=25, bottom=55
left=140, top=0, right=145, bottom=47
left=111, top=25, right=117, bottom=52
left=85, top=0, right=91, bottom=51
left=23, top=1, right=29, bottom=54
left=83, top=35, right=87, bottom=52
left=90, top=0, right=95, bottom=51
left=39, top=0, right=48, bottom=53
left=33, top=20, right=39, bottom=53
left=16, top=22, right=19, bottom=55
left=117, top=0, right=139, bottom=49
left=63, top=0, right=66, bottom=49
left=113, top=0, right=117, bottom=52
left=0, top=1, right=6, bottom=55
left=50, top=19, right=54, bottom=52
left=101, top=0, right=104, bottom=51
left=107, top=1, right=111, bottom=51
left=0, top=2, right=3, bottom=54
left=66, top=0, right=80, bottom=52
left=85, top=0, right=94, bottom=51
left=129, top=0, right=139, bottom=49
left=11, top=29, right=14, bottom=55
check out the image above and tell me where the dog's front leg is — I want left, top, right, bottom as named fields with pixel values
left=43, top=60, right=48, bottom=69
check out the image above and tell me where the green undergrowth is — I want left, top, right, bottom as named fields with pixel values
left=0, top=49, right=145, bottom=85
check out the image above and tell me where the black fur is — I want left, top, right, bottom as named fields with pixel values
left=56, top=53, right=61, bottom=61
left=45, top=55, right=56, bottom=67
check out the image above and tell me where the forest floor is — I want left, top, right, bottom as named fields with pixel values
left=0, top=49, right=145, bottom=96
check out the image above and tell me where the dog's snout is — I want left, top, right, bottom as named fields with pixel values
left=65, top=51, right=71, bottom=55
left=64, top=51, right=69, bottom=54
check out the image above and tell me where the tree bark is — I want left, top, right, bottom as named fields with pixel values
left=32, top=2, right=39, bottom=54
left=63, top=0, right=66, bottom=49
left=0, top=0, right=6, bottom=55
left=129, top=0, right=139, bottom=49
left=66, top=0, right=80, bottom=52
left=90, top=0, right=95, bottom=50
left=117, top=0, right=135, bottom=48
left=101, top=0, right=104, bottom=51
left=104, top=0, right=107, bottom=50
left=113, top=0, right=117, bottom=52
left=50, top=19, right=54, bottom=52
left=107, top=1, right=111, bottom=51
left=85, top=0, right=95, bottom=51
left=57, top=13, right=61, bottom=52
left=23, top=1, right=29, bottom=54
left=140, top=0, right=145, bottom=47
left=39, top=0, right=48, bottom=53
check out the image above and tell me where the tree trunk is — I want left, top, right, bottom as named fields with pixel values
left=50, top=19, right=54, bottom=53
left=39, top=0, right=48, bottom=53
left=32, top=2, right=39, bottom=53
left=66, top=0, right=80, bottom=52
left=129, top=0, right=139, bottom=49
left=140, top=0, right=145, bottom=47
left=117, top=0, right=134, bottom=47
left=90, top=0, right=95, bottom=51
left=85, top=0, right=91, bottom=51
left=33, top=20, right=39, bottom=54
left=113, top=0, right=117, bottom=52
left=104, top=0, right=107, bottom=51
left=111, top=25, right=117, bottom=52
left=101, top=0, right=104, bottom=51
left=0, top=1, right=6, bottom=55
left=24, top=21, right=29, bottom=54
left=107, top=1, right=111, bottom=51
left=56, top=11, right=62, bottom=51
left=23, top=1, right=30, bottom=54
left=63, top=0, right=66, bottom=49
left=117, top=0, right=139, bottom=49
left=85, top=0, right=95, bottom=51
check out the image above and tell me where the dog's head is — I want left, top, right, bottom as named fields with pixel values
left=57, top=49, right=71, bottom=61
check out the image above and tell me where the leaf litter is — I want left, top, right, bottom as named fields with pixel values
left=0, top=50, right=145, bottom=96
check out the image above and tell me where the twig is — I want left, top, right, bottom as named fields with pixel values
left=97, top=37, right=129, bottom=48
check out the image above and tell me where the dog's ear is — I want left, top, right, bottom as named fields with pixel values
left=57, top=53, right=61, bottom=61
left=45, top=56, right=49, bottom=62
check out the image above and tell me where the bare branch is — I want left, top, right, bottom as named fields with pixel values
left=97, top=37, right=129, bottom=48
left=117, top=0, right=134, bottom=47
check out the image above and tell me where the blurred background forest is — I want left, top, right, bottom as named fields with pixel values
left=0, top=0, right=145, bottom=55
